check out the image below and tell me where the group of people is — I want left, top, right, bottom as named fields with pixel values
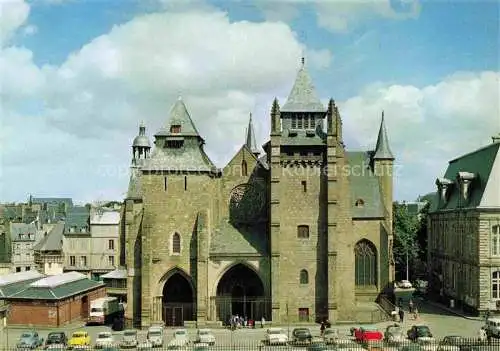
left=228, top=314, right=263, bottom=330
left=392, top=298, right=419, bottom=323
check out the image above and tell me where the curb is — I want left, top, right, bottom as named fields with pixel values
left=425, top=301, right=483, bottom=321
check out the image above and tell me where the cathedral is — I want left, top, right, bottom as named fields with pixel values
left=122, top=60, right=395, bottom=328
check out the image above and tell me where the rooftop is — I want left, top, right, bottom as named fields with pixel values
left=90, top=210, right=120, bottom=225
left=101, top=268, right=127, bottom=279
left=30, top=271, right=86, bottom=288
left=0, top=270, right=45, bottom=286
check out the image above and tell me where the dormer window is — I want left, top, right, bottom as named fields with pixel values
left=69, top=226, right=76, bottom=233
left=166, top=140, right=184, bottom=148
left=355, top=199, right=365, bottom=208
left=170, top=125, right=181, bottom=133
left=435, top=178, right=453, bottom=205
left=456, top=172, right=476, bottom=202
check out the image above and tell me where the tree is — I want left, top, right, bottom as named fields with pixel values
left=416, top=202, right=430, bottom=261
left=393, top=202, right=420, bottom=281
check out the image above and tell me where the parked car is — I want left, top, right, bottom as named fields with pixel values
left=485, top=318, right=500, bottom=338
left=330, top=339, right=365, bottom=350
left=45, top=332, right=67, bottom=348
left=68, top=331, right=91, bottom=348
left=195, top=329, right=215, bottom=346
left=137, top=340, right=153, bottom=351
left=17, top=331, right=44, bottom=349
left=323, top=328, right=339, bottom=344
left=265, top=328, right=288, bottom=345
left=95, top=332, right=115, bottom=349
left=292, top=327, right=313, bottom=344
left=167, top=329, right=190, bottom=349
left=307, top=342, right=328, bottom=351
left=407, top=325, right=433, bottom=341
left=46, top=345, right=66, bottom=351
left=121, top=330, right=138, bottom=348
left=416, top=337, right=438, bottom=351
left=384, top=324, right=405, bottom=345
left=192, top=343, right=210, bottom=351
left=353, top=326, right=383, bottom=343
left=437, top=336, right=466, bottom=351
left=147, top=325, right=164, bottom=348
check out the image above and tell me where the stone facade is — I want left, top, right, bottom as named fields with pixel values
left=123, top=62, right=395, bottom=327
left=428, top=136, right=500, bottom=315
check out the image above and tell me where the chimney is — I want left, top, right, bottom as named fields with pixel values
left=492, top=134, right=500, bottom=144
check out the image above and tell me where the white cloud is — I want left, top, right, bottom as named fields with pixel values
left=256, top=0, right=420, bottom=33
left=0, top=7, right=332, bottom=202
left=22, top=24, right=37, bottom=36
left=340, top=70, right=500, bottom=200
left=0, top=0, right=30, bottom=45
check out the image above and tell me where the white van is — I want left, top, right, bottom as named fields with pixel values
left=485, top=317, right=500, bottom=337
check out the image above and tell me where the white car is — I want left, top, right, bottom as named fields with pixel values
left=265, top=328, right=288, bottom=345
left=323, top=329, right=339, bottom=344
left=399, top=280, right=413, bottom=289
left=195, top=329, right=215, bottom=345
left=167, top=329, right=190, bottom=349
left=94, top=332, right=115, bottom=349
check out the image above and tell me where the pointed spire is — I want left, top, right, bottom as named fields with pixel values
left=373, top=111, right=394, bottom=160
left=245, top=113, right=259, bottom=156
left=281, top=57, right=325, bottom=113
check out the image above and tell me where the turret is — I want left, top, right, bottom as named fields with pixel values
left=132, top=122, right=151, bottom=165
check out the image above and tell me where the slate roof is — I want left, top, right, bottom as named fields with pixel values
left=373, top=113, right=394, bottom=160
left=155, top=98, right=201, bottom=138
left=10, top=223, right=38, bottom=241
left=346, top=152, right=385, bottom=218
left=33, top=221, right=64, bottom=252
left=281, top=62, right=326, bottom=113
left=1, top=206, right=22, bottom=221
left=7, top=272, right=104, bottom=300
left=64, top=206, right=90, bottom=234
left=0, top=271, right=45, bottom=298
left=430, top=142, right=500, bottom=212
left=133, top=122, right=151, bottom=147
left=210, top=221, right=268, bottom=255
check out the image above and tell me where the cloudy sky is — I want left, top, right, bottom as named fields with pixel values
left=0, top=0, right=499, bottom=204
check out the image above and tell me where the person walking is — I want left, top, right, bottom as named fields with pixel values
left=399, top=308, right=405, bottom=323
left=409, top=299, right=414, bottom=314
left=320, top=322, right=326, bottom=337
left=413, top=307, right=419, bottom=320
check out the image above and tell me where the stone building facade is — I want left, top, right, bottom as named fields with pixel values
left=428, top=135, right=500, bottom=315
left=123, top=61, right=395, bottom=327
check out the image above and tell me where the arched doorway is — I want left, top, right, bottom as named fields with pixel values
left=215, top=263, right=267, bottom=324
left=162, top=272, right=195, bottom=326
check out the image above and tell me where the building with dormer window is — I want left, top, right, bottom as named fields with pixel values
left=428, top=134, right=500, bottom=315
left=123, top=59, right=395, bottom=328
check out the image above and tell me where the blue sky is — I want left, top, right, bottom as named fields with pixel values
left=1, top=0, right=499, bottom=204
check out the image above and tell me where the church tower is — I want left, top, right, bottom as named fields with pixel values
left=269, top=58, right=331, bottom=323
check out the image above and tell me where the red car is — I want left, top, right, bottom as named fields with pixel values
left=352, top=326, right=383, bottom=342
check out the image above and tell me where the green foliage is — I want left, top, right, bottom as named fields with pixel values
left=393, top=202, right=420, bottom=279
left=416, top=202, right=430, bottom=261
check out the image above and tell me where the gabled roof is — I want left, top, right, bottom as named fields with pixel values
left=10, top=223, right=38, bottom=241
left=346, top=152, right=385, bottom=218
left=155, top=97, right=201, bottom=138
left=64, top=206, right=90, bottom=234
left=0, top=271, right=45, bottom=298
left=7, top=272, right=104, bottom=300
left=281, top=60, right=326, bottom=113
left=33, top=221, right=64, bottom=252
left=432, top=141, right=500, bottom=211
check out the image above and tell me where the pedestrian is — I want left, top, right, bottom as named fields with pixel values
left=409, top=299, right=414, bottom=314
left=261, top=316, right=265, bottom=328
left=479, top=327, right=487, bottom=342
left=320, top=322, right=325, bottom=337
left=399, top=308, right=405, bottom=323
left=413, top=307, right=419, bottom=320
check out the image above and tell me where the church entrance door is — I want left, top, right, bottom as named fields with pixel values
left=162, top=272, right=195, bottom=326
left=215, top=263, right=268, bottom=324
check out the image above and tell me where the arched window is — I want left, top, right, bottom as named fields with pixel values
left=354, top=239, right=377, bottom=286
left=172, top=233, right=181, bottom=254
left=492, top=225, right=500, bottom=256
left=492, top=271, right=500, bottom=299
left=299, top=269, right=309, bottom=284
left=241, top=160, right=248, bottom=176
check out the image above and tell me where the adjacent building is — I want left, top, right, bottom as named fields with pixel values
left=10, top=223, right=44, bottom=273
left=63, top=206, right=120, bottom=280
left=34, top=222, right=65, bottom=275
left=123, top=59, right=395, bottom=327
left=0, top=271, right=105, bottom=327
left=428, top=135, right=500, bottom=315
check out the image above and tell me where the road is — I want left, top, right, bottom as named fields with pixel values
left=0, top=300, right=484, bottom=348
